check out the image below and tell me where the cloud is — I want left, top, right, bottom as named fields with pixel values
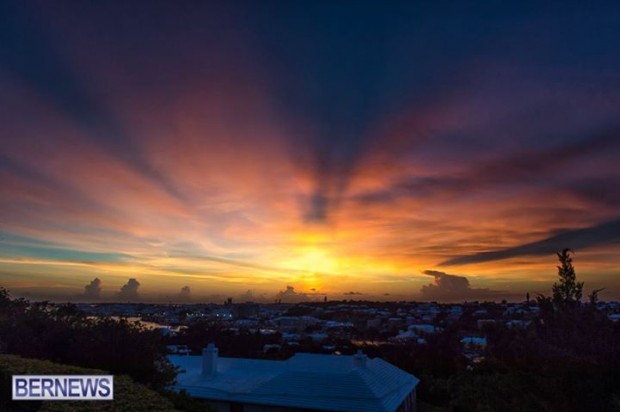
left=83, top=277, right=102, bottom=299
left=343, top=291, right=364, bottom=296
left=177, top=285, right=191, bottom=302
left=441, top=218, right=620, bottom=266
left=353, top=127, right=620, bottom=208
left=258, top=3, right=438, bottom=223
left=118, top=278, right=140, bottom=301
left=1, top=2, right=619, bottom=301
left=420, top=270, right=499, bottom=302
left=237, top=290, right=271, bottom=303
left=238, top=289, right=256, bottom=302
left=275, top=285, right=308, bottom=303
left=0, top=1, right=185, bottom=202
left=568, top=179, right=620, bottom=209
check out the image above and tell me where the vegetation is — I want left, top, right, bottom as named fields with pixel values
left=0, top=354, right=176, bottom=411
left=1, top=249, right=618, bottom=411
left=407, top=249, right=620, bottom=411
left=0, top=288, right=175, bottom=391
left=0, top=292, right=217, bottom=411
left=551, top=248, right=583, bottom=306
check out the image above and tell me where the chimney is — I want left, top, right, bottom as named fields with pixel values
left=353, top=349, right=367, bottom=368
left=202, top=343, right=218, bottom=377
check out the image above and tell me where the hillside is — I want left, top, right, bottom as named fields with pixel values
left=0, top=355, right=177, bottom=412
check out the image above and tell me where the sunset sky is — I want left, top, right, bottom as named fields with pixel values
left=1, top=1, right=619, bottom=302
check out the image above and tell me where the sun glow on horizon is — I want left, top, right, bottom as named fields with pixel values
left=279, top=246, right=339, bottom=290
left=1, top=2, right=619, bottom=302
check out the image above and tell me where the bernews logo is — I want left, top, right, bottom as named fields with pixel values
left=12, top=375, right=114, bottom=401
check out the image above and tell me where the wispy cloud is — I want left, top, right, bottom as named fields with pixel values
left=441, top=218, right=620, bottom=266
left=0, top=1, right=619, bottom=301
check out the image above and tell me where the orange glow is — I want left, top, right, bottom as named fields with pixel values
left=1, top=2, right=618, bottom=302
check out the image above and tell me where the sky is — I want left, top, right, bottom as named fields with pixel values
left=0, top=1, right=619, bottom=303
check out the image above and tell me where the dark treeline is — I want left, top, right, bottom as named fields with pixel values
left=370, top=300, right=620, bottom=411
left=0, top=289, right=176, bottom=391
left=375, top=249, right=620, bottom=411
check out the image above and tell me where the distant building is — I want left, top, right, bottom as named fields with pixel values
left=390, top=330, right=417, bottom=343
left=408, top=324, right=439, bottom=335
left=476, top=319, right=496, bottom=329
left=274, top=315, right=320, bottom=332
left=387, top=317, right=403, bottom=328
left=167, top=344, right=191, bottom=355
left=211, top=308, right=233, bottom=320
left=169, top=344, right=419, bottom=412
left=366, top=318, right=382, bottom=329
left=461, top=336, right=487, bottom=350
left=233, top=303, right=260, bottom=319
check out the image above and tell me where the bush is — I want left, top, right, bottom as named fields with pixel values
left=0, top=355, right=177, bottom=412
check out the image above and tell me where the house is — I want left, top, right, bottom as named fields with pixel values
left=169, top=344, right=419, bottom=412
left=461, top=336, right=487, bottom=350
left=408, top=324, right=439, bottom=335
left=608, top=313, right=620, bottom=323
left=274, top=316, right=321, bottom=332
left=167, top=344, right=191, bottom=355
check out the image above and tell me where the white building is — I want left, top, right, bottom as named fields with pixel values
left=408, top=324, right=439, bottom=335
left=169, top=344, right=419, bottom=412
left=274, top=316, right=321, bottom=332
left=461, top=336, right=488, bottom=350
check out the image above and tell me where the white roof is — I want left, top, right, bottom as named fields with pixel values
left=169, top=352, right=419, bottom=412
left=392, top=330, right=417, bottom=341
left=408, top=324, right=436, bottom=333
left=461, top=337, right=487, bottom=345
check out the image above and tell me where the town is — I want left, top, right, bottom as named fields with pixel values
left=77, top=298, right=620, bottom=364
left=2, top=275, right=620, bottom=411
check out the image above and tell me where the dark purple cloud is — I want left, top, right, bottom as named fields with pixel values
left=0, top=1, right=210, bottom=203
left=420, top=270, right=503, bottom=301
left=275, top=286, right=309, bottom=303
left=177, top=285, right=191, bottom=301
left=441, top=218, right=620, bottom=266
left=354, top=127, right=620, bottom=207
left=83, top=277, right=102, bottom=300
left=252, top=2, right=620, bottom=222
left=118, top=278, right=140, bottom=301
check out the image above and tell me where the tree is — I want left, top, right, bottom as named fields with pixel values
left=0, top=288, right=176, bottom=390
left=588, top=288, right=605, bottom=306
left=551, top=248, right=583, bottom=307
